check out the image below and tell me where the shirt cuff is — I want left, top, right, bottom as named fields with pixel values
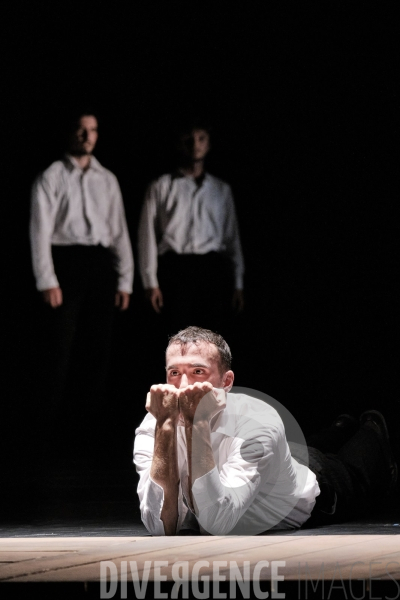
left=234, top=274, right=244, bottom=289
left=142, top=274, right=159, bottom=289
left=117, top=277, right=133, bottom=294
left=142, top=477, right=166, bottom=536
left=192, top=466, right=225, bottom=513
left=36, top=275, right=60, bottom=291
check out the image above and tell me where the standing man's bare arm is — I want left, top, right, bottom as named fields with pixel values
left=145, top=384, right=180, bottom=535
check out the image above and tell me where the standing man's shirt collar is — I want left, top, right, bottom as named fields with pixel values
left=64, top=154, right=104, bottom=173
left=174, top=169, right=208, bottom=187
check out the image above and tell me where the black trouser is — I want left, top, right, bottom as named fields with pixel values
left=293, top=422, right=393, bottom=526
left=46, top=245, right=118, bottom=448
left=157, top=252, right=234, bottom=337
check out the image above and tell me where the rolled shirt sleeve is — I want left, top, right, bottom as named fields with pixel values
left=140, top=477, right=167, bottom=537
left=134, top=416, right=166, bottom=535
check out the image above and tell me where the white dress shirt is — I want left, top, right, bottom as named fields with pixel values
left=134, top=393, right=320, bottom=536
left=30, top=155, right=134, bottom=292
left=138, top=172, right=245, bottom=290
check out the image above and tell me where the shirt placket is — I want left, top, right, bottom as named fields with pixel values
left=185, top=183, right=199, bottom=253
left=80, top=172, right=92, bottom=237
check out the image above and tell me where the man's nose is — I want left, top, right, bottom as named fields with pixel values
left=179, top=374, right=188, bottom=388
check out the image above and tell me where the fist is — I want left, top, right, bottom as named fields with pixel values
left=146, top=287, right=163, bottom=313
left=42, top=287, right=63, bottom=308
left=179, top=383, right=226, bottom=424
left=146, top=384, right=180, bottom=425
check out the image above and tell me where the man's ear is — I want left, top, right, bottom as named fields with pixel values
left=223, top=370, right=234, bottom=392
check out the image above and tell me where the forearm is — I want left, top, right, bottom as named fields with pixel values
left=185, top=419, right=216, bottom=511
left=150, top=419, right=179, bottom=535
left=186, top=430, right=262, bottom=535
left=185, top=416, right=257, bottom=536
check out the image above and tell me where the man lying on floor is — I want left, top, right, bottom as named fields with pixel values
left=133, top=326, right=397, bottom=535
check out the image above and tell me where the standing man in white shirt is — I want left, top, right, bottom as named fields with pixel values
left=30, top=112, right=134, bottom=455
left=138, top=123, right=244, bottom=335
left=134, top=326, right=397, bottom=536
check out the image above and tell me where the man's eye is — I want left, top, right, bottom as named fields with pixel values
left=170, top=371, right=179, bottom=376
left=194, top=369, right=204, bottom=375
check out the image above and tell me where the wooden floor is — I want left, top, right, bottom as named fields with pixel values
left=1, top=462, right=399, bottom=595
left=1, top=534, right=400, bottom=582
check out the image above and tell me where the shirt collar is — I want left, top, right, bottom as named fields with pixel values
left=174, top=169, right=209, bottom=188
left=64, top=154, right=104, bottom=173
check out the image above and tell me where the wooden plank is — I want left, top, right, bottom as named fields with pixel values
left=0, top=537, right=219, bottom=580
left=0, top=536, right=399, bottom=582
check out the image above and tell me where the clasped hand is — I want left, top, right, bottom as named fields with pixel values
left=146, top=382, right=226, bottom=425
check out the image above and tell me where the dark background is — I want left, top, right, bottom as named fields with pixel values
left=1, top=4, right=398, bottom=511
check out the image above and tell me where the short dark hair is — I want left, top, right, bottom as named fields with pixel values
left=176, top=118, right=213, bottom=140
left=66, top=109, right=99, bottom=136
left=167, top=326, right=232, bottom=373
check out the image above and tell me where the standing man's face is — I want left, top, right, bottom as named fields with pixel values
left=69, top=115, right=98, bottom=156
left=179, top=129, right=210, bottom=162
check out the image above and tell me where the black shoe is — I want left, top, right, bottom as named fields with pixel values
left=307, top=414, right=359, bottom=454
left=360, top=409, right=390, bottom=439
left=360, top=410, right=398, bottom=493
left=331, top=414, right=359, bottom=434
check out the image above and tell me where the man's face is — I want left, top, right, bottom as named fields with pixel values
left=69, top=115, right=98, bottom=156
left=179, top=128, right=210, bottom=162
left=166, top=341, right=229, bottom=390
